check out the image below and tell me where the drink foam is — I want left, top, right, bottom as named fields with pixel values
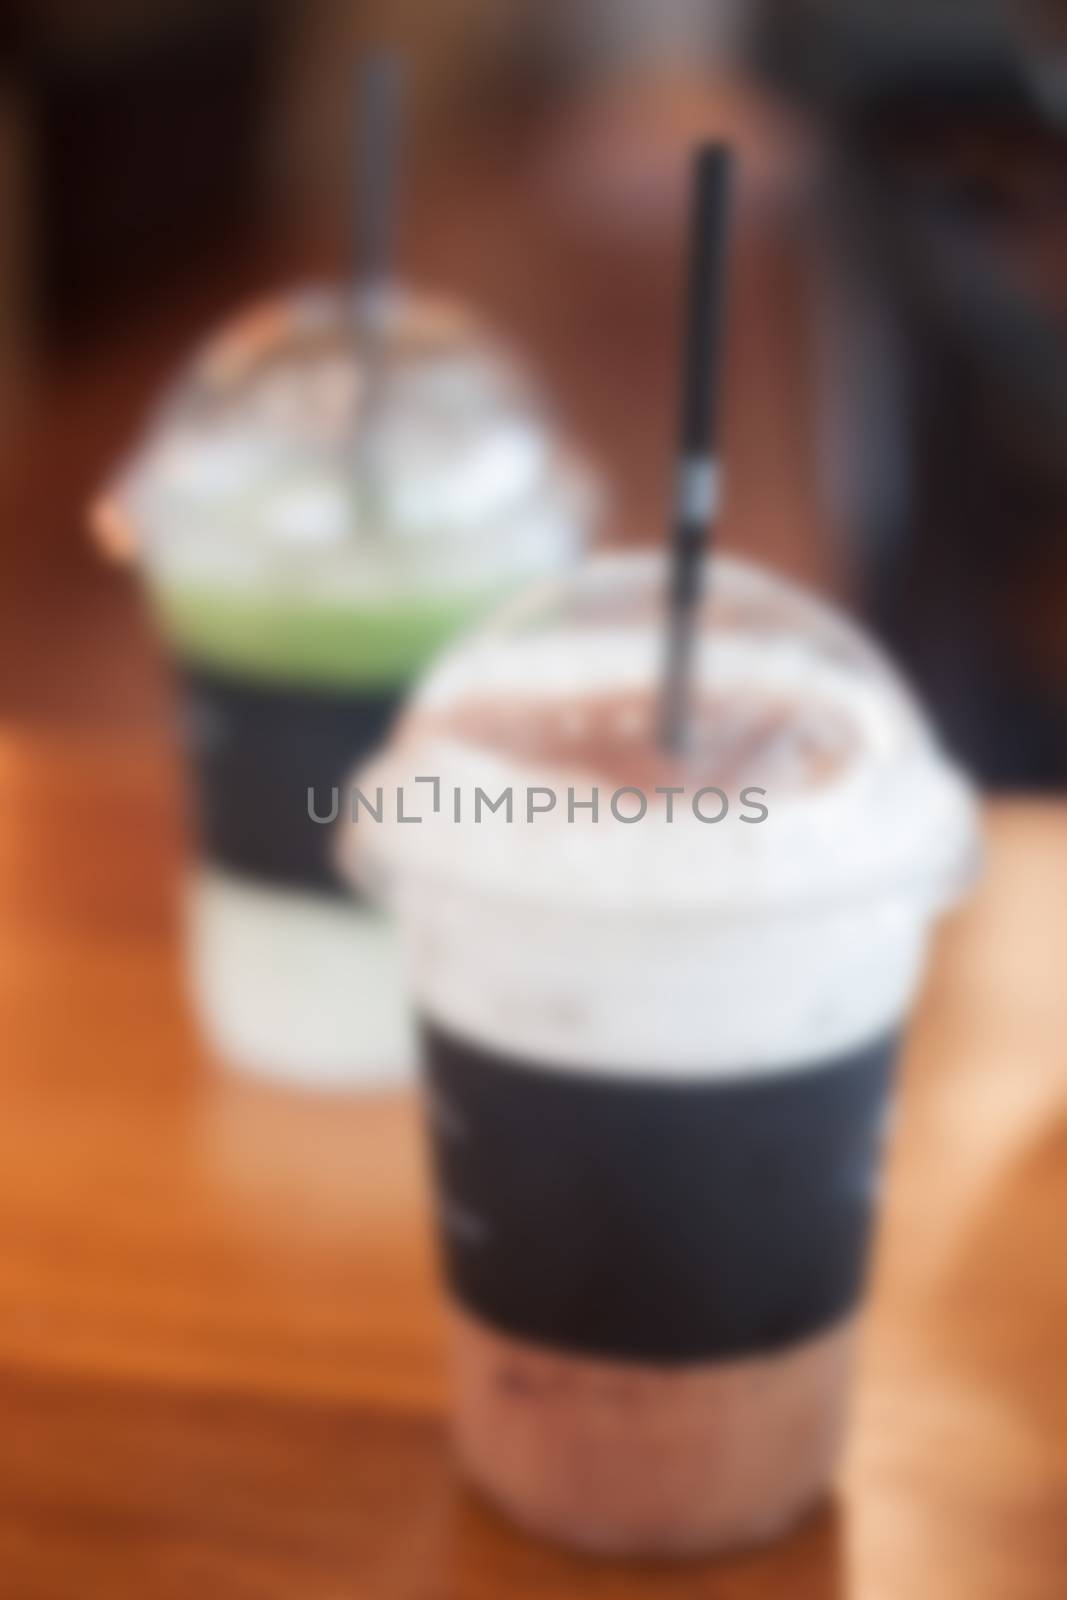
left=347, top=555, right=978, bottom=1076
left=112, top=287, right=597, bottom=673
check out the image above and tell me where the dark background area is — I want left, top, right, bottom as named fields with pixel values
left=0, top=0, right=1064, bottom=782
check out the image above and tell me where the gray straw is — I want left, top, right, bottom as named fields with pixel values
left=661, top=143, right=735, bottom=754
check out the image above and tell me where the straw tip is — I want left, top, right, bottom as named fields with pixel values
left=355, top=49, right=402, bottom=116
left=359, top=46, right=401, bottom=79
left=693, top=141, right=735, bottom=193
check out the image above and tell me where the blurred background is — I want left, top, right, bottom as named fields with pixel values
left=2, top=0, right=1064, bottom=784
left=1, top=4, right=1066, bottom=1594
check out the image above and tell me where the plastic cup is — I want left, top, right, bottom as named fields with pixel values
left=92, top=287, right=598, bottom=1086
left=344, top=552, right=978, bottom=1552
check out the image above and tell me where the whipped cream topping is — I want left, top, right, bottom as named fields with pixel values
left=344, top=555, right=979, bottom=1073
left=116, top=286, right=596, bottom=599
left=348, top=554, right=978, bottom=919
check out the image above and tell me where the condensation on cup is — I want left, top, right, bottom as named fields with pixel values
left=90, top=287, right=599, bottom=1087
left=342, top=552, right=979, bottom=1554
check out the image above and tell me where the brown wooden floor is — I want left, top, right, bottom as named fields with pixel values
left=0, top=732, right=1065, bottom=1597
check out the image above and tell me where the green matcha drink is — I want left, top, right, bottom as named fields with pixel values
left=155, top=584, right=489, bottom=689
left=97, top=286, right=597, bottom=1085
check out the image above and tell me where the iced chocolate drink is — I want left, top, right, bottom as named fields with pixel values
left=91, top=288, right=596, bottom=1086
left=343, top=553, right=977, bottom=1554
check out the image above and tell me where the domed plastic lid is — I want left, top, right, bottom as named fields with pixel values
left=99, top=286, right=596, bottom=601
left=345, top=553, right=979, bottom=917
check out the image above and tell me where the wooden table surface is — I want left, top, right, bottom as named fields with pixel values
left=1, top=727, right=1066, bottom=1599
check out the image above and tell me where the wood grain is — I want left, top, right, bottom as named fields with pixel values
left=1, top=730, right=1066, bottom=1597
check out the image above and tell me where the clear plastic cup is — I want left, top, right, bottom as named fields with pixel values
left=92, top=287, right=598, bottom=1087
left=344, top=552, right=978, bottom=1553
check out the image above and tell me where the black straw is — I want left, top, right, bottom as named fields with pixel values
left=353, top=51, right=403, bottom=315
left=661, top=143, right=735, bottom=754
